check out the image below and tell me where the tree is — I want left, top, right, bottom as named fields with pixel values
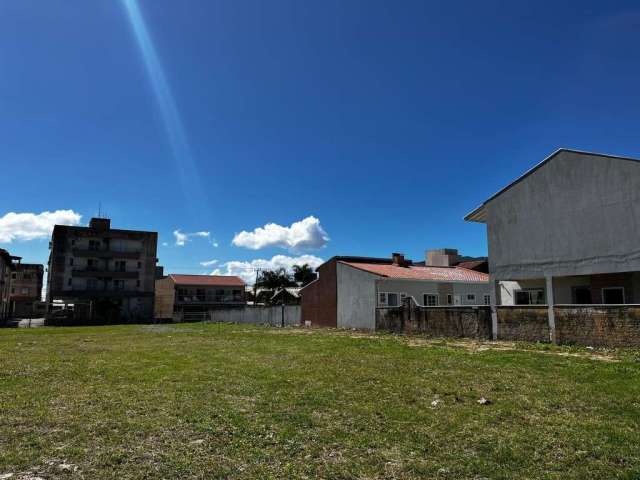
left=292, top=264, right=317, bottom=286
left=256, top=268, right=295, bottom=290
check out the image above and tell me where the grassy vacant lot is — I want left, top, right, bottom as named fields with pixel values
left=1, top=324, right=639, bottom=480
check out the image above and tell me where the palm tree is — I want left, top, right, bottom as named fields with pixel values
left=292, top=264, right=317, bottom=286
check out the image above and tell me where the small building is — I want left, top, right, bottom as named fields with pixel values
left=9, top=262, right=44, bottom=317
left=46, top=217, right=158, bottom=323
left=465, top=148, right=640, bottom=339
left=300, top=251, right=490, bottom=330
left=154, top=274, right=246, bottom=320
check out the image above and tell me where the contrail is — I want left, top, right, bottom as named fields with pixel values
left=121, top=0, right=207, bottom=218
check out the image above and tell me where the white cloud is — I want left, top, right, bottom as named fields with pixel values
left=211, top=254, right=324, bottom=285
left=0, top=210, right=82, bottom=243
left=200, top=259, right=218, bottom=267
left=232, top=216, right=329, bottom=251
left=173, top=229, right=210, bottom=246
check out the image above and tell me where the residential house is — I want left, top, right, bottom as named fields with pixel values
left=300, top=250, right=490, bottom=330
left=465, top=149, right=640, bottom=337
left=9, top=262, right=44, bottom=317
left=154, top=274, right=246, bottom=320
left=46, top=217, right=158, bottom=322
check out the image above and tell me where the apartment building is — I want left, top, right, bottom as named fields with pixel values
left=46, top=217, right=158, bottom=322
left=0, top=249, right=17, bottom=322
left=9, top=262, right=44, bottom=317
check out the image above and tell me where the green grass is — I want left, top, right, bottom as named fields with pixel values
left=1, top=324, right=639, bottom=479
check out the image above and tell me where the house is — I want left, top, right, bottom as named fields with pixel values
left=465, top=149, right=640, bottom=338
left=0, top=249, right=18, bottom=322
left=154, top=274, right=246, bottom=320
left=46, top=217, right=158, bottom=322
left=300, top=250, right=490, bottom=330
left=270, top=287, right=301, bottom=305
left=9, top=261, right=44, bottom=317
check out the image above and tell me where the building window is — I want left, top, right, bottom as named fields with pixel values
left=11, top=287, right=15, bottom=294
left=89, top=240, right=100, bottom=251
left=115, top=260, right=126, bottom=272
left=602, top=287, right=625, bottom=305
left=113, top=280, right=125, bottom=291
left=378, top=292, right=388, bottom=306
left=572, top=286, right=592, bottom=304
left=136, top=280, right=140, bottom=288
left=515, top=289, right=545, bottom=305
left=466, top=294, right=476, bottom=303
left=483, top=294, right=491, bottom=305
left=87, top=278, right=98, bottom=290
left=447, top=294, right=453, bottom=305
left=23, top=273, right=32, bottom=280
left=424, top=294, right=438, bottom=306
left=11, top=273, right=16, bottom=279
left=69, top=258, right=74, bottom=266
left=67, top=278, right=72, bottom=287
left=387, top=293, right=399, bottom=307
left=21, top=287, right=29, bottom=296
left=137, top=261, right=142, bottom=269
left=71, top=239, right=76, bottom=246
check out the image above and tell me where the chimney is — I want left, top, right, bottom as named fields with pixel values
left=89, top=217, right=111, bottom=232
left=426, top=248, right=460, bottom=267
left=391, top=252, right=410, bottom=267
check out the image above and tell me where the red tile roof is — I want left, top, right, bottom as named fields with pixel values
left=169, top=274, right=245, bottom=287
left=340, top=262, right=489, bottom=283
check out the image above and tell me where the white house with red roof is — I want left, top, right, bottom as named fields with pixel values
left=154, top=274, right=246, bottom=320
left=300, top=250, right=490, bottom=330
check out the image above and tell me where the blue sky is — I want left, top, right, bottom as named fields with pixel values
left=2, top=0, right=640, bottom=282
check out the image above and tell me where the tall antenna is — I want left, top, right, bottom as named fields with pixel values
left=98, top=202, right=102, bottom=218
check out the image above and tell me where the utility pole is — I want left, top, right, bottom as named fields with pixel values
left=253, top=268, right=260, bottom=305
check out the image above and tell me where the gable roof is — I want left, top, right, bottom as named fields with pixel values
left=464, top=148, right=640, bottom=223
left=168, top=274, right=245, bottom=287
left=340, top=261, right=489, bottom=283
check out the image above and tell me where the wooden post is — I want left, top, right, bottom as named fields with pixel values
left=546, top=275, right=556, bottom=344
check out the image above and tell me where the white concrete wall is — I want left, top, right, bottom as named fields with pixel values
left=486, top=151, right=640, bottom=279
left=206, top=306, right=300, bottom=326
left=336, top=263, right=378, bottom=330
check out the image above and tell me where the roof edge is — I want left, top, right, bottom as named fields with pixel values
left=463, top=148, right=640, bottom=223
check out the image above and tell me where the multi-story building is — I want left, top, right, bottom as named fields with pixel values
left=46, top=217, right=158, bottom=322
left=0, top=248, right=17, bottom=322
left=155, top=274, right=246, bottom=320
left=9, top=262, right=44, bottom=317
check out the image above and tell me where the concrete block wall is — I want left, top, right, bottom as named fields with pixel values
left=496, top=306, right=550, bottom=342
left=376, top=301, right=492, bottom=339
left=555, top=306, right=640, bottom=347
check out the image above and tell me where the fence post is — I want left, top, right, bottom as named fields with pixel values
left=546, top=275, right=557, bottom=344
left=490, top=276, right=499, bottom=340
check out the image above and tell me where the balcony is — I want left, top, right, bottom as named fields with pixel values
left=72, top=248, right=141, bottom=259
left=71, top=268, right=139, bottom=279
left=176, top=295, right=245, bottom=304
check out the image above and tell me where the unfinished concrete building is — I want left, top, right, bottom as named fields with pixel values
left=46, top=217, right=158, bottom=322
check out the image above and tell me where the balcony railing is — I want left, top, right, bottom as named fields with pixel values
left=71, top=269, right=139, bottom=279
left=177, top=295, right=244, bottom=304
left=72, top=248, right=141, bottom=259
